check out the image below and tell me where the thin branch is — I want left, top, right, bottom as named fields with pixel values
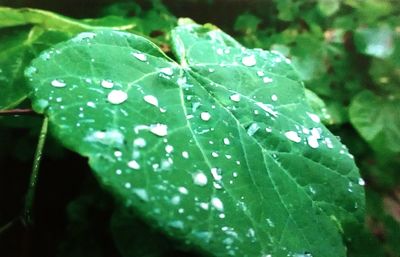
left=0, top=109, right=36, bottom=116
left=23, top=116, right=49, bottom=227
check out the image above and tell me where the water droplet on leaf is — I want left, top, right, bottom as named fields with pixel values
left=51, top=79, right=66, bottom=88
left=193, top=172, right=208, bottom=186
left=132, top=52, right=147, bottom=62
left=128, top=160, right=140, bottom=170
left=247, top=123, right=260, bottom=136
left=101, top=80, right=114, bottom=88
left=86, top=101, right=96, bottom=108
left=182, top=151, right=189, bottom=159
left=160, top=67, right=173, bottom=76
left=241, top=55, right=257, bottom=66
left=211, top=197, right=224, bottom=211
left=307, top=112, right=321, bottom=123
left=200, top=112, right=211, bottom=121
left=263, top=77, right=273, bottom=84
left=133, top=137, right=146, bottom=147
left=230, top=94, right=241, bottom=102
left=285, top=131, right=301, bottom=143
left=107, top=90, right=128, bottom=104
left=144, top=95, right=159, bottom=107
left=149, top=124, right=168, bottom=137
left=307, top=136, right=319, bottom=148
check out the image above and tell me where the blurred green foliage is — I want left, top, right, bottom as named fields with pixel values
left=0, top=0, right=399, bottom=257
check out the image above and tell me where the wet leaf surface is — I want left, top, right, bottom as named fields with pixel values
left=26, top=22, right=364, bottom=257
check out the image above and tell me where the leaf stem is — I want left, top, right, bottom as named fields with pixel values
left=0, top=109, right=36, bottom=116
left=23, top=116, right=49, bottom=226
left=0, top=217, right=19, bottom=236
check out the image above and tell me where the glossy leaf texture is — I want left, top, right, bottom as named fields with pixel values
left=26, top=22, right=364, bottom=257
left=172, top=19, right=364, bottom=227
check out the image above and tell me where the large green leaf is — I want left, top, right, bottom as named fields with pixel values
left=25, top=21, right=364, bottom=257
left=349, top=90, right=400, bottom=154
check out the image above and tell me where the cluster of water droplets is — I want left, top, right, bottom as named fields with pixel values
left=25, top=28, right=365, bottom=257
left=282, top=112, right=338, bottom=150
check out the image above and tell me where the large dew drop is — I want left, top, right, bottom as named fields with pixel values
left=200, top=112, right=211, bottom=121
left=182, top=151, right=189, bottom=159
left=285, top=131, right=301, bottom=143
left=307, top=136, right=319, bottom=148
left=230, top=94, right=241, bottom=102
left=241, top=55, right=257, bottom=67
left=211, top=197, right=224, bottom=211
left=193, top=172, right=208, bottom=186
left=51, top=79, right=66, bottom=88
left=150, top=124, right=168, bottom=137
left=133, top=137, right=146, bottom=147
left=143, top=95, right=159, bottom=107
left=107, top=90, right=128, bottom=104
left=128, top=160, right=140, bottom=170
left=132, top=52, right=147, bottom=62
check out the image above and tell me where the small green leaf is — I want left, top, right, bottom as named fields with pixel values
left=318, top=0, right=340, bottom=17
left=101, top=1, right=177, bottom=46
left=349, top=90, right=400, bottom=153
left=354, top=26, right=395, bottom=59
left=26, top=23, right=364, bottom=257
left=0, top=26, right=69, bottom=110
left=273, top=0, right=300, bottom=21
left=234, top=13, right=261, bottom=34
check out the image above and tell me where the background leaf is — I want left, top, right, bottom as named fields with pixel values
left=349, top=90, right=400, bottom=154
left=0, top=26, right=69, bottom=110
